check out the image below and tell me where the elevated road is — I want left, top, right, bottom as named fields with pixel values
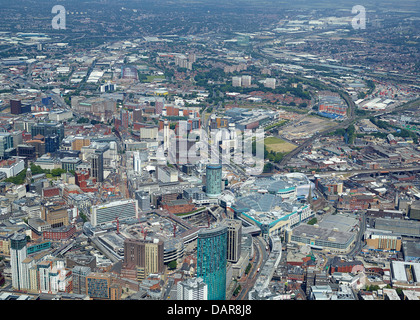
left=278, top=90, right=357, bottom=167
left=277, top=95, right=420, bottom=169
left=305, top=166, right=420, bottom=179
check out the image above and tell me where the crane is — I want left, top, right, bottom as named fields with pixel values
left=141, top=225, right=147, bottom=240
left=138, top=217, right=146, bottom=240
left=113, top=217, right=120, bottom=234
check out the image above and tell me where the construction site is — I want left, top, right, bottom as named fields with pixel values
left=89, top=209, right=206, bottom=265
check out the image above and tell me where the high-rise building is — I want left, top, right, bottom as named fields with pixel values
left=196, top=225, right=228, bottom=300
left=241, top=75, right=252, bottom=87
left=72, top=266, right=91, bottom=295
left=41, top=204, right=69, bottom=228
left=135, top=191, right=150, bottom=212
left=90, top=151, right=104, bottom=182
left=31, top=122, right=64, bottom=142
left=37, top=260, right=52, bottom=293
left=0, top=133, right=13, bottom=159
left=232, top=76, right=242, bottom=87
left=225, top=219, right=242, bottom=263
left=10, top=99, right=22, bottom=115
left=10, top=131, right=23, bottom=148
left=17, top=144, right=36, bottom=162
left=133, top=151, right=141, bottom=173
left=86, top=273, right=112, bottom=299
left=121, top=109, right=130, bottom=128
left=45, top=135, right=60, bottom=153
left=206, top=164, right=223, bottom=198
left=10, top=233, right=28, bottom=291
left=123, top=238, right=164, bottom=280
left=90, top=199, right=138, bottom=227
left=265, top=78, right=276, bottom=89
left=10, top=100, right=30, bottom=115
left=177, top=277, right=208, bottom=300
left=133, top=108, right=142, bottom=123
left=71, top=137, right=91, bottom=151
left=61, top=157, right=82, bottom=172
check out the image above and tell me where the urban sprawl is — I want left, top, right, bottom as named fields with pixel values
left=0, top=0, right=419, bottom=302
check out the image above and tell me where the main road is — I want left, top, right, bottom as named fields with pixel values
left=235, top=236, right=268, bottom=300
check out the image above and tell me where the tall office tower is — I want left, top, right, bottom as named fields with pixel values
left=0, top=132, right=13, bottom=159
left=177, top=277, right=208, bottom=300
left=123, top=238, right=164, bottom=280
left=121, top=109, right=130, bottom=128
left=10, top=99, right=22, bottom=115
left=135, top=191, right=150, bottom=212
left=163, top=119, right=170, bottom=152
left=206, top=164, right=223, bottom=198
left=72, top=266, right=91, bottom=295
left=90, top=199, right=138, bottom=227
left=133, top=151, right=141, bottom=173
left=41, top=204, right=69, bottom=228
left=232, top=76, right=242, bottom=87
left=241, top=75, right=252, bottom=87
left=90, top=150, right=104, bottom=182
left=225, top=219, right=242, bottom=263
left=45, top=135, right=60, bottom=153
left=31, top=122, right=65, bottom=142
left=10, top=130, right=23, bottom=148
left=196, top=225, right=228, bottom=300
left=10, top=233, right=28, bottom=291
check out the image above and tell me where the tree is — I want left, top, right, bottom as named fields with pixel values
left=245, top=263, right=252, bottom=275
left=168, top=260, right=177, bottom=270
left=307, top=217, right=318, bottom=225
left=51, top=168, right=66, bottom=177
left=263, top=163, right=273, bottom=173
left=233, top=284, right=242, bottom=296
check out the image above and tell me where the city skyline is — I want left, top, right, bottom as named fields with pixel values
left=0, top=0, right=419, bottom=311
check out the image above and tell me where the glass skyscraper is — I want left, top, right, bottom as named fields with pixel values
left=91, top=150, right=104, bottom=182
left=205, top=164, right=222, bottom=198
left=196, top=225, right=227, bottom=300
left=10, top=233, right=28, bottom=291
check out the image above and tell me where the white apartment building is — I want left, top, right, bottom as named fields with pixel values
left=177, top=277, right=208, bottom=300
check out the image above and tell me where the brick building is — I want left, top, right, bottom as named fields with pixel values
left=162, top=199, right=195, bottom=215
left=43, top=225, right=76, bottom=241
left=328, top=256, right=364, bottom=274
left=42, top=186, right=61, bottom=199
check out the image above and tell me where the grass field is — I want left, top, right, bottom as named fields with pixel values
left=264, top=136, right=296, bottom=153
left=146, top=75, right=165, bottom=82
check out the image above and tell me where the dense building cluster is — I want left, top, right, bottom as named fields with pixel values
left=0, top=0, right=419, bottom=303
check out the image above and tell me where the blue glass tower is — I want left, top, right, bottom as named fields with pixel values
left=205, top=164, right=222, bottom=198
left=196, top=225, right=227, bottom=300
